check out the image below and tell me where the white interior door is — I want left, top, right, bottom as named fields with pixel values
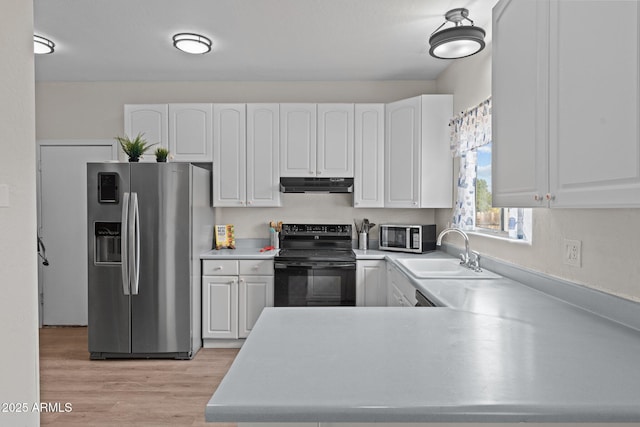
left=37, top=140, right=116, bottom=325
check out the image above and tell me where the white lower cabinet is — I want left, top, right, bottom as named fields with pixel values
left=386, top=262, right=417, bottom=307
left=238, top=274, right=274, bottom=338
left=203, top=259, right=274, bottom=346
left=356, top=260, right=387, bottom=307
left=203, top=275, right=238, bottom=339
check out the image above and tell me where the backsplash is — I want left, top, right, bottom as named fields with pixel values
left=214, top=193, right=436, bottom=239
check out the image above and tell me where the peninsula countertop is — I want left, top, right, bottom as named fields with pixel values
left=206, top=275, right=640, bottom=423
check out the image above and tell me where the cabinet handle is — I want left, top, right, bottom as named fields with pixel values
left=534, top=194, right=541, bottom=202
left=214, top=266, right=223, bottom=271
left=247, top=201, right=252, bottom=205
left=317, top=171, right=322, bottom=175
left=546, top=193, right=556, bottom=202
left=412, top=201, right=418, bottom=206
left=309, top=171, right=314, bottom=175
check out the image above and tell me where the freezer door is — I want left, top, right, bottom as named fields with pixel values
left=87, top=162, right=132, bottom=355
left=130, top=163, right=192, bottom=354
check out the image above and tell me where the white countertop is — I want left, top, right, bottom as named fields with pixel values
left=205, top=255, right=640, bottom=423
left=200, top=248, right=278, bottom=260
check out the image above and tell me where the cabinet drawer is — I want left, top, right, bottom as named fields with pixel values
left=239, top=259, right=274, bottom=275
left=202, top=260, right=239, bottom=276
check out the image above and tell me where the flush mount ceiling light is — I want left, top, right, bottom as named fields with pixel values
left=429, top=8, right=485, bottom=59
left=172, top=33, right=212, bottom=54
left=34, top=35, right=55, bottom=54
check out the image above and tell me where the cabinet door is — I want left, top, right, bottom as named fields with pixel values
left=385, top=96, right=421, bottom=208
left=354, top=104, right=385, bottom=208
left=124, top=104, right=168, bottom=162
left=202, top=276, right=238, bottom=339
left=213, top=104, right=247, bottom=207
left=168, top=103, right=213, bottom=162
left=247, top=104, right=281, bottom=207
left=238, top=275, right=274, bottom=338
left=492, top=0, right=549, bottom=207
left=280, top=104, right=317, bottom=177
left=548, top=1, right=640, bottom=207
left=356, top=260, right=386, bottom=307
left=317, top=104, right=354, bottom=177
left=420, top=95, right=453, bottom=208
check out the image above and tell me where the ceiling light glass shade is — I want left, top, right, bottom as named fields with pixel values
left=429, top=26, right=486, bottom=59
left=172, top=33, right=212, bottom=54
left=34, top=35, right=55, bottom=54
left=428, top=8, right=485, bottom=59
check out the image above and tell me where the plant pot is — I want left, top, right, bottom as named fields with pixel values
left=156, top=158, right=167, bottom=163
left=128, top=158, right=140, bottom=162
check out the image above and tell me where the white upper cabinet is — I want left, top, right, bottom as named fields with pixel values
left=213, top=104, right=247, bottom=207
left=246, top=104, right=281, bottom=207
left=317, top=104, right=354, bottom=177
left=384, top=95, right=453, bottom=208
left=493, top=0, right=640, bottom=208
left=213, top=104, right=281, bottom=208
left=354, top=104, right=385, bottom=208
left=280, top=104, right=317, bottom=177
left=492, top=0, right=549, bottom=207
left=385, top=96, right=421, bottom=207
left=280, top=103, right=354, bottom=177
left=124, top=104, right=168, bottom=162
left=169, top=103, right=213, bottom=162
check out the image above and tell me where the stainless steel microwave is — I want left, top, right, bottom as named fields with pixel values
left=379, top=224, right=436, bottom=253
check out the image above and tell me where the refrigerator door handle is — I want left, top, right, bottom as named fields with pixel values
left=121, top=192, right=130, bottom=296
left=130, top=192, right=141, bottom=295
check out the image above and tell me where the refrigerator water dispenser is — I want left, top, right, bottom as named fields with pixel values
left=95, top=222, right=121, bottom=263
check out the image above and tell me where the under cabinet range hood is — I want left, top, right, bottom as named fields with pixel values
left=279, top=177, right=354, bottom=193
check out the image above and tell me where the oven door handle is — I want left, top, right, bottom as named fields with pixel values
left=274, top=262, right=356, bottom=270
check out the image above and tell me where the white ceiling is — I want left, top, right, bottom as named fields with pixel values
left=33, top=0, right=498, bottom=82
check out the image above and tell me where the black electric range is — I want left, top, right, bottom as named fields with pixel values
left=273, top=224, right=356, bottom=306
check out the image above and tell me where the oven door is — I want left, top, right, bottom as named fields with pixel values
left=274, top=262, right=356, bottom=307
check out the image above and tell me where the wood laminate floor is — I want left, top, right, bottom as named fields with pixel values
left=39, top=327, right=238, bottom=426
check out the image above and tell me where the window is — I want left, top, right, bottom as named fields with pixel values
left=473, top=142, right=532, bottom=241
left=450, top=98, right=531, bottom=242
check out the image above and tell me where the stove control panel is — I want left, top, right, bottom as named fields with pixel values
left=281, top=224, right=352, bottom=236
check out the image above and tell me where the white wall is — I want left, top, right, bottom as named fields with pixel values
left=1, top=1, right=40, bottom=426
left=435, top=45, right=640, bottom=302
left=35, top=80, right=441, bottom=239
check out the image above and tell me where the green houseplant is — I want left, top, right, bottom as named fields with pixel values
left=155, top=147, right=169, bottom=162
left=115, top=133, right=154, bottom=162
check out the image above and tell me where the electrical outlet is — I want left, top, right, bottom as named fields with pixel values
left=563, top=239, right=581, bottom=267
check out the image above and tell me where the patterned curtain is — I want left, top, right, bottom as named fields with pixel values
left=450, top=97, right=492, bottom=230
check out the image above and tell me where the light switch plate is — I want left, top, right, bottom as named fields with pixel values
left=563, top=238, right=581, bottom=267
left=0, top=184, right=9, bottom=208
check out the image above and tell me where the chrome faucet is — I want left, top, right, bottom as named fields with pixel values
left=436, top=227, right=481, bottom=272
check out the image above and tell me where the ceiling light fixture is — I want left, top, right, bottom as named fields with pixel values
left=429, top=8, right=485, bottom=59
left=172, top=33, right=212, bottom=54
left=34, top=35, right=55, bottom=55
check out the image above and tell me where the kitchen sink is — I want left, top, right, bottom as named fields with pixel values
left=396, top=258, right=501, bottom=279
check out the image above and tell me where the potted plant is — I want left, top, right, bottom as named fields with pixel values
left=115, top=133, right=154, bottom=162
left=155, top=147, right=169, bottom=163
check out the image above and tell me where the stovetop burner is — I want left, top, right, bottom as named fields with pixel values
left=275, top=223, right=355, bottom=262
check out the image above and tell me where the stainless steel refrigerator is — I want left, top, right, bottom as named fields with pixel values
left=87, top=162, right=214, bottom=359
